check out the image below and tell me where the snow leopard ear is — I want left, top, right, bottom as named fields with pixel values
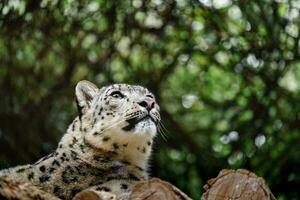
left=75, top=80, right=99, bottom=118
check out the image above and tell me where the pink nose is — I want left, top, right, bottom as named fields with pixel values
left=138, top=98, right=155, bottom=111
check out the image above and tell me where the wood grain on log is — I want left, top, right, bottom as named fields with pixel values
left=201, top=169, right=276, bottom=200
left=129, top=178, right=192, bottom=200
left=72, top=178, right=192, bottom=200
left=0, top=176, right=59, bottom=200
left=72, top=190, right=103, bottom=200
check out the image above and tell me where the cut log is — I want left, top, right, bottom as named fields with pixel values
left=129, top=178, right=192, bottom=200
left=0, top=176, right=59, bottom=200
left=72, top=190, right=104, bottom=200
left=72, top=178, right=192, bottom=200
left=201, top=169, right=276, bottom=200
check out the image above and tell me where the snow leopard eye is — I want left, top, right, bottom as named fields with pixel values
left=110, top=91, right=124, bottom=99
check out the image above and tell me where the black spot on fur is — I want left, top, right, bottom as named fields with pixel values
left=123, top=143, right=128, bottom=147
left=88, top=182, right=94, bottom=187
left=106, top=176, right=114, bottom=181
left=96, top=186, right=111, bottom=192
left=91, top=180, right=104, bottom=186
left=16, top=167, right=26, bottom=173
left=123, top=161, right=131, bottom=165
left=28, top=172, right=34, bottom=180
left=135, top=166, right=144, bottom=171
left=62, top=166, right=78, bottom=183
left=74, top=164, right=88, bottom=176
left=103, top=136, right=110, bottom=141
left=83, top=138, right=92, bottom=148
left=71, top=150, right=79, bottom=160
left=93, top=131, right=101, bottom=136
left=113, top=143, right=119, bottom=149
left=121, top=184, right=128, bottom=190
left=76, top=99, right=84, bottom=120
left=93, top=155, right=105, bottom=162
left=53, top=186, right=64, bottom=198
left=39, top=175, right=50, bottom=183
left=49, top=167, right=56, bottom=173
left=79, top=144, right=86, bottom=153
left=68, top=137, right=78, bottom=148
left=52, top=159, right=60, bottom=167
left=142, top=147, right=146, bottom=153
left=53, top=186, right=60, bottom=193
left=71, top=188, right=81, bottom=197
left=72, top=137, right=78, bottom=143
left=111, top=151, right=118, bottom=155
left=39, top=165, right=46, bottom=172
left=147, top=141, right=151, bottom=146
left=60, top=156, right=65, bottom=162
left=90, top=168, right=105, bottom=177
left=129, top=173, right=140, bottom=181
left=95, top=187, right=102, bottom=191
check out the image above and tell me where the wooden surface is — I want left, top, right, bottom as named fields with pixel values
left=201, top=169, right=276, bottom=200
left=0, top=176, right=59, bottom=200
left=72, top=178, right=192, bottom=200
left=0, top=169, right=277, bottom=200
left=129, top=178, right=192, bottom=200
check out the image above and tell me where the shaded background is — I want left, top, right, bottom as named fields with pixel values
left=1, top=0, right=300, bottom=199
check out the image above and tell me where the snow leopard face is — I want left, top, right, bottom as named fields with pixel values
left=75, top=81, right=160, bottom=152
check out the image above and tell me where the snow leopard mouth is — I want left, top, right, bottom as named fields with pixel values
left=122, top=114, right=156, bottom=131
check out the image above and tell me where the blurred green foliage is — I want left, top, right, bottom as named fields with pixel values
left=1, top=0, right=300, bottom=199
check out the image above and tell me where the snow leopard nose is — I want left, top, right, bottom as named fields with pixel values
left=138, top=98, right=155, bottom=111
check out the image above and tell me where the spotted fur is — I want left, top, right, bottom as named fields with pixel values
left=0, top=81, right=160, bottom=200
